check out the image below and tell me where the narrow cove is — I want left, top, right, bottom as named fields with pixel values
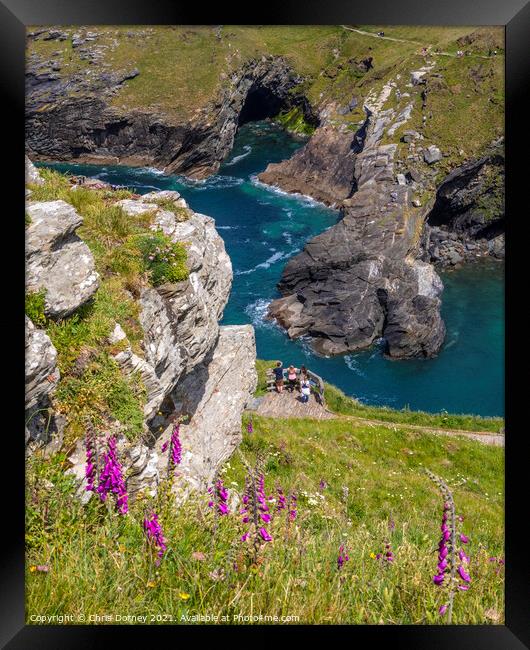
left=41, top=120, right=504, bottom=417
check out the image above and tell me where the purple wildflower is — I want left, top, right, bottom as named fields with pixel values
left=458, top=566, right=471, bottom=583
left=460, top=534, right=469, bottom=544
left=208, top=479, right=230, bottom=516
left=143, top=512, right=167, bottom=565
left=170, top=424, right=182, bottom=467
left=276, top=486, right=287, bottom=512
left=439, top=604, right=448, bottom=616
left=247, top=419, right=253, bottom=434
left=288, top=493, right=297, bottom=521
left=96, top=435, right=128, bottom=515
left=337, top=545, right=350, bottom=570
left=259, top=527, right=272, bottom=542
left=319, top=479, right=327, bottom=491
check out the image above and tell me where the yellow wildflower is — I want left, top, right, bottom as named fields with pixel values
left=178, top=592, right=190, bottom=600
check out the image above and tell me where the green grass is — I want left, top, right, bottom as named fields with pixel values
left=26, top=411, right=504, bottom=624
left=275, top=106, right=316, bottom=136
left=27, top=26, right=503, bottom=156
left=150, top=197, right=191, bottom=222
left=25, top=289, right=48, bottom=328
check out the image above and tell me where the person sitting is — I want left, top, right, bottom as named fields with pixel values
left=287, top=365, right=298, bottom=393
left=300, top=379, right=311, bottom=403
left=273, top=361, right=284, bottom=393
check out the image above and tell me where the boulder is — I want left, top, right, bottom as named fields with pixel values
left=423, top=145, right=443, bottom=164
left=25, top=200, right=99, bottom=319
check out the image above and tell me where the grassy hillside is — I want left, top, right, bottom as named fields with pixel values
left=26, top=406, right=504, bottom=624
left=26, top=169, right=189, bottom=446
left=27, top=25, right=504, bottom=161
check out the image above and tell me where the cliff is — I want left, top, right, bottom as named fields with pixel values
left=25, top=26, right=504, bottom=359
left=25, top=158, right=257, bottom=499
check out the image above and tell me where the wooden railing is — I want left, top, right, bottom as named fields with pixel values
left=266, top=367, right=326, bottom=406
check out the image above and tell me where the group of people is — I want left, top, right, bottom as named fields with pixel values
left=272, top=362, right=312, bottom=403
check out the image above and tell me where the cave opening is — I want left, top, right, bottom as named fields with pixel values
left=237, top=85, right=289, bottom=126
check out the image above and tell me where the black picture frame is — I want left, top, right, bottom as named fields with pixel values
left=5, top=0, right=529, bottom=645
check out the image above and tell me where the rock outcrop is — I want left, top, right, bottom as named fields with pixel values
left=66, top=325, right=257, bottom=501
left=423, top=142, right=505, bottom=266
left=155, top=325, right=257, bottom=498
left=25, top=316, right=61, bottom=445
left=25, top=155, right=43, bottom=186
left=25, top=200, right=99, bottom=319
left=26, top=52, right=311, bottom=179
left=258, top=121, right=358, bottom=206
left=267, top=88, right=446, bottom=358
left=112, top=192, right=233, bottom=424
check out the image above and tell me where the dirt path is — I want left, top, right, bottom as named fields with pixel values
left=249, top=391, right=504, bottom=447
left=326, top=409, right=504, bottom=447
left=339, top=25, right=491, bottom=59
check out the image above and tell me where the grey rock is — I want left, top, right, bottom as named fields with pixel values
left=67, top=325, right=256, bottom=501
left=113, top=207, right=233, bottom=424
left=25, top=316, right=63, bottom=449
left=25, top=316, right=59, bottom=412
left=423, top=145, right=443, bottom=164
left=155, top=325, right=257, bottom=499
left=25, top=155, right=43, bottom=185
left=267, top=103, right=446, bottom=359
left=258, top=123, right=358, bottom=206
left=25, top=200, right=99, bottom=319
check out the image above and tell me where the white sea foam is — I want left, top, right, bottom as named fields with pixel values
left=225, top=145, right=252, bottom=166
left=235, top=249, right=298, bottom=276
left=249, top=174, right=330, bottom=209
left=244, top=298, right=276, bottom=330
left=145, top=167, right=165, bottom=175
left=282, top=231, right=293, bottom=246
left=344, top=355, right=367, bottom=377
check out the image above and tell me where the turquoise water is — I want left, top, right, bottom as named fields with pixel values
left=41, top=121, right=504, bottom=416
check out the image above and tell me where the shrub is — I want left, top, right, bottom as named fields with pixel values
left=26, top=167, right=72, bottom=201
left=131, top=230, right=189, bottom=286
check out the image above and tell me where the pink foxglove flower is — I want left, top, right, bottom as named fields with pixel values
left=143, top=512, right=167, bottom=565
left=96, top=435, right=128, bottom=515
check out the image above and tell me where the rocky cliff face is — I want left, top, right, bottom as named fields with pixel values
left=110, top=194, right=233, bottom=426
left=268, top=85, right=446, bottom=358
left=258, top=119, right=358, bottom=206
left=422, top=143, right=505, bottom=266
left=25, top=159, right=257, bottom=500
left=26, top=37, right=310, bottom=179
